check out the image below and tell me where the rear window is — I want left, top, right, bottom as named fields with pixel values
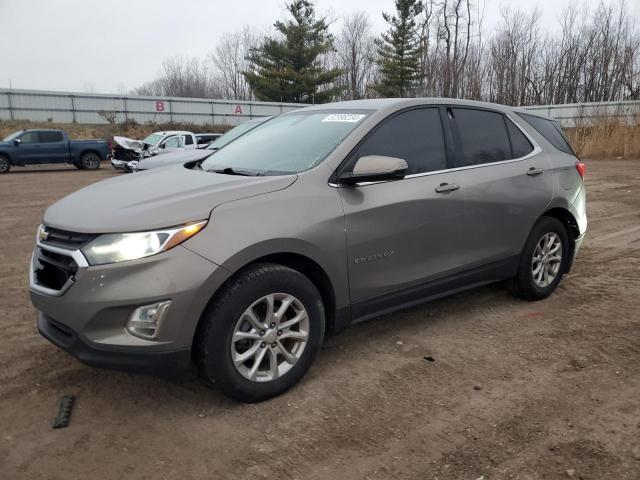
left=39, top=131, right=64, bottom=142
left=517, top=113, right=575, bottom=155
left=451, top=108, right=511, bottom=166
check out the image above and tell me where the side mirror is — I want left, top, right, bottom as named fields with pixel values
left=158, top=143, right=165, bottom=149
left=338, top=155, right=408, bottom=185
left=13, top=138, right=21, bottom=146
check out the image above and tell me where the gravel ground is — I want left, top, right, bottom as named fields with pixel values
left=0, top=160, right=639, bottom=479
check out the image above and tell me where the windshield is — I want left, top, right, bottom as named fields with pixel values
left=201, top=111, right=370, bottom=174
left=2, top=131, right=23, bottom=142
left=207, top=120, right=266, bottom=150
left=142, top=133, right=164, bottom=145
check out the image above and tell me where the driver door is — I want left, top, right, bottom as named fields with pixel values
left=338, top=107, right=465, bottom=314
left=14, top=131, right=41, bottom=164
left=161, top=135, right=186, bottom=152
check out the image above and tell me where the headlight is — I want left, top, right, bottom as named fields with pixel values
left=81, top=221, right=207, bottom=265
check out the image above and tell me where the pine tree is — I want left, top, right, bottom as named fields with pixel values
left=374, top=0, right=424, bottom=97
left=243, top=1, right=342, bottom=103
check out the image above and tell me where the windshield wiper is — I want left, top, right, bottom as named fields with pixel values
left=207, top=167, right=259, bottom=176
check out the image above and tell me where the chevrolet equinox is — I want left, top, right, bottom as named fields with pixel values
left=29, top=99, right=587, bottom=402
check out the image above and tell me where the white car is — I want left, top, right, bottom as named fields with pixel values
left=111, top=130, right=198, bottom=171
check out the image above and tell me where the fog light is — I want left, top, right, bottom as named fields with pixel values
left=127, top=301, right=171, bottom=339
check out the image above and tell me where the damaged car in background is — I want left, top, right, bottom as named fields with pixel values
left=133, top=118, right=271, bottom=172
left=110, top=131, right=198, bottom=172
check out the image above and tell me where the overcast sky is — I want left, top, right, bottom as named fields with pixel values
left=1, top=0, right=637, bottom=94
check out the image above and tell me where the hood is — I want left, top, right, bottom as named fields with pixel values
left=138, top=148, right=213, bottom=170
left=113, top=136, right=157, bottom=157
left=113, top=136, right=144, bottom=152
left=44, top=164, right=297, bottom=233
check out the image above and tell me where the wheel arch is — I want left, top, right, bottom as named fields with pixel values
left=253, top=253, right=337, bottom=332
left=0, top=151, right=12, bottom=173
left=79, top=149, right=103, bottom=160
left=190, top=250, right=345, bottom=358
left=0, top=150, right=13, bottom=163
left=541, top=206, right=580, bottom=272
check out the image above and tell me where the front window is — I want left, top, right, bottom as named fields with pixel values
left=20, top=131, right=39, bottom=144
left=3, top=131, right=23, bottom=142
left=200, top=111, right=370, bottom=175
left=142, top=133, right=164, bottom=146
left=163, top=136, right=184, bottom=148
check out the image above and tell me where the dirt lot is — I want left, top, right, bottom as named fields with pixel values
left=1, top=160, right=639, bottom=479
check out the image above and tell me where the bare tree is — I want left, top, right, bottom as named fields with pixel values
left=417, top=0, right=478, bottom=98
left=209, top=26, right=260, bottom=100
left=130, top=0, right=639, bottom=105
left=487, top=7, right=542, bottom=105
left=333, top=12, right=377, bottom=100
left=132, top=55, right=221, bottom=98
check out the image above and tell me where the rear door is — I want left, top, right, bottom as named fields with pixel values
left=339, top=107, right=466, bottom=309
left=445, top=107, right=553, bottom=269
left=38, top=131, right=68, bottom=163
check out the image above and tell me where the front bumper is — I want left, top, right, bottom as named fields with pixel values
left=30, top=241, right=229, bottom=377
left=38, top=312, right=192, bottom=377
left=110, top=158, right=138, bottom=172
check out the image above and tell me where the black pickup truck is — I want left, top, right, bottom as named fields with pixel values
left=0, top=129, right=110, bottom=173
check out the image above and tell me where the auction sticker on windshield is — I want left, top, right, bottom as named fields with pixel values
left=322, top=114, right=366, bottom=123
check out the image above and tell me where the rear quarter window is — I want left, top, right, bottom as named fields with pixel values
left=517, top=113, right=575, bottom=156
left=505, top=119, right=534, bottom=158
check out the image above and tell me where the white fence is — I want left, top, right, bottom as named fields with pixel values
left=0, top=89, right=305, bottom=126
left=522, top=100, right=640, bottom=127
left=1, top=88, right=638, bottom=127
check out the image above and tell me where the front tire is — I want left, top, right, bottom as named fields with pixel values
left=196, top=263, right=325, bottom=402
left=509, top=216, right=570, bottom=300
left=0, top=155, right=11, bottom=174
left=80, top=152, right=101, bottom=170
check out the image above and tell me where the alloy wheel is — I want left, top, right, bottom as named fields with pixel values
left=231, top=293, right=310, bottom=382
left=84, top=154, right=99, bottom=169
left=531, top=232, right=562, bottom=288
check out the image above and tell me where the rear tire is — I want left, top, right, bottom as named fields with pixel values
left=0, top=155, right=10, bottom=174
left=80, top=152, right=100, bottom=170
left=196, top=263, right=325, bottom=403
left=509, top=216, right=570, bottom=300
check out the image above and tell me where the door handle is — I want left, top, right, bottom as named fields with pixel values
left=527, top=167, right=544, bottom=176
left=435, top=182, right=460, bottom=193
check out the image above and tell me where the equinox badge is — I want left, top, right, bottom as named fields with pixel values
left=354, top=250, right=395, bottom=264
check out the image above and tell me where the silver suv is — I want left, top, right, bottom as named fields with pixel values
left=29, top=99, right=587, bottom=402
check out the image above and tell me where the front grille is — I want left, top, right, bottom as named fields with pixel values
left=34, top=247, right=78, bottom=291
left=41, top=227, right=96, bottom=250
left=112, top=146, right=139, bottom=161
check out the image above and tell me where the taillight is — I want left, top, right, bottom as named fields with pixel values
left=575, top=161, right=586, bottom=180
